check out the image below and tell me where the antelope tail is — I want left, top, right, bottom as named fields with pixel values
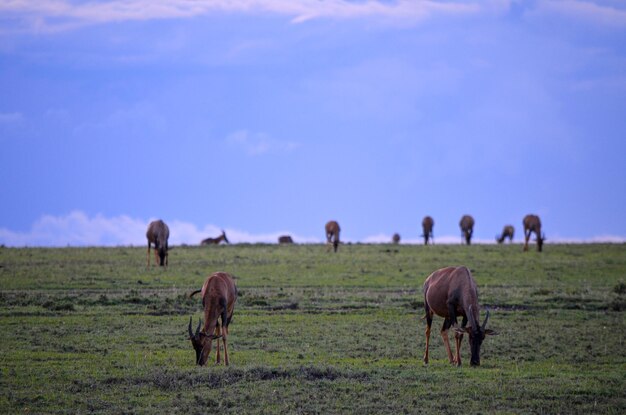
left=189, top=289, right=202, bottom=298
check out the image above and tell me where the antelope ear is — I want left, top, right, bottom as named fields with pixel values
left=484, top=329, right=498, bottom=336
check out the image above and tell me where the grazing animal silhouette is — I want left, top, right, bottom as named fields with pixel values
left=146, top=220, right=169, bottom=268
left=325, top=221, right=341, bottom=252
left=421, top=216, right=434, bottom=245
left=423, top=266, right=497, bottom=367
left=278, top=235, right=294, bottom=244
left=201, top=230, right=229, bottom=245
left=459, top=215, right=475, bottom=245
left=392, top=233, right=401, bottom=244
left=496, top=225, right=515, bottom=244
left=523, top=214, right=545, bottom=252
left=188, top=272, right=238, bottom=366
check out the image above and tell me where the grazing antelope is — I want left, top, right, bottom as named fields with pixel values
left=146, top=220, right=169, bottom=268
left=421, top=216, right=434, bottom=245
left=523, top=214, right=545, bottom=252
left=496, top=225, right=515, bottom=244
left=325, top=220, right=340, bottom=252
left=392, top=233, right=401, bottom=244
left=201, top=230, right=229, bottom=245
left=278, top=235, right=294, bottom=244
left=459, top=215, right=475, bottom=245
left=423, top=266, right=497, bottom=367
left=188, top=272, right=238, bottom=366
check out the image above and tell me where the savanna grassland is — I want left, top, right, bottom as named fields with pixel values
left=1, top=243, right=625, bottom=414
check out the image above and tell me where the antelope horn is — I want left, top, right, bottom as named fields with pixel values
left=188, top=317, right=194, bottom=338
left=467, top=305, right=478, bottom=329
left=482, top=309, right=490, bottom=330
left=195, top=318, right=202, bottom=336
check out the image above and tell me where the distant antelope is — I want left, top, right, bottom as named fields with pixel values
left=523, top=214, right=545, bottom=252
left=392, top=233, right=401, bottom=244
left=421, top=216, right=434, bottom=245
left=423, top=266, right=497, bottom=367
left=188, top=272, right=238, bottom=366
left=325, top=220, right=340, bottom=252
left=496, top=225, right=515, bottom=244
left=146, top=220, right=169, bottom=268
left=278, top=235, right=294, bottom=244
left=459, top=215, right=475, bottom=245
left=201, top=230, right=229, bottom=245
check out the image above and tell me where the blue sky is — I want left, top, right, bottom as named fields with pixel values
left=1, top=0, right=625, bottom=246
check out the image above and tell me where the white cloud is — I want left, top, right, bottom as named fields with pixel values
left=0, top=211, right=147, bottom=246
left=4, top=1, right=625, bottom=34
left=227, top=130, right=300, bottom=156
left=532, top=0, right=626, bottom=27
left=0, top=211, right=321, bottom=247
left=543, top=234, right=626, bottom=244
left=0, top=0, right=483, bottom=33
left=1, top=211, right=623, bottom=247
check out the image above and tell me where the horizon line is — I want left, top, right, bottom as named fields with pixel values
left=1, top=210, right=625, bottom=247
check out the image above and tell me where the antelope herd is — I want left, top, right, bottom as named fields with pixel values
left=144, top=213, right=546, bottom=367
left=149, top=213, right=546, bottom=251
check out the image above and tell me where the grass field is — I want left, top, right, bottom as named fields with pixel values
left=1, top=243, right=625, bottom=414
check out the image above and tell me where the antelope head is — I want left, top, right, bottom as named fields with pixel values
left=455, top=306, right=498, bottom=366
left=157, top=242, right=168, bottom=266
left=537, top=233, right=546, bottom=252
left=188, top=316, right=222, bottom=366
left=221, top=230, right=230, bottom=244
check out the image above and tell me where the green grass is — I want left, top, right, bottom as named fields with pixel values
left=1, top=243, right=625, bottom=414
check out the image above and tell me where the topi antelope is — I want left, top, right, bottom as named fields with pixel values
left=496, top=225, right=515, bottom=244
left=423, top=266, right=497, bottom=367
left=392, top=233, right=401, bottom=244
left=421, top=216, right=434, bottom=245
left=278, top=235, right=294, bottom=244
left=188, top=272, right=238, bottom=366
left=325, top=220, right=340, bottom=252
left=459, top=215, right=475, bottom=245
left=146, top=220, right=169, bottom=268
left=523, top=214, right=545, bottom=252
left=201, top=230, right=229, bottom=246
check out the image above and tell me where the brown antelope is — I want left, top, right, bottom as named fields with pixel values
left=392, top=233, right=401, bottom=244
left=496, top=225, right=515, bottom=244
left=423, top=266, right=497, bottom=367
left=188, top=272, right=238, bottom=366
left=146, top=220, right=169, bottom=268
left=459, top=215, right=475, bottom=245
left=523, top=214, right=545, bottom=252
left=421, top=216, right=434, bottom=245
left=201, top=230, right=229, bottom=245
left=325, top=220, right=340, bottom=252
left=278, top=235, right=294, bottom=244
